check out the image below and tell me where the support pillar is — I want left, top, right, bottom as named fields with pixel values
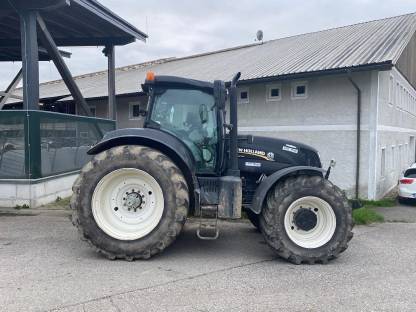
left=20, top=10, right=39, bottom=110
left=104, top=45, right=116, bottom=123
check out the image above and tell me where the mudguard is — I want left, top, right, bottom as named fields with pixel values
left=249, top=166, right=326, bottom=214
left=88, top=128, right=198, bottom=208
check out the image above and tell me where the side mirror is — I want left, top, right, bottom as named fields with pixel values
left=199, top=104, right=208, bottom=124
left=139, top=109, right=147, bottom=117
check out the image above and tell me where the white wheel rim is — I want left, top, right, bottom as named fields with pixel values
left=92, top=168, right=164, bottom=241
left=284, top=196, right=336, bottom=249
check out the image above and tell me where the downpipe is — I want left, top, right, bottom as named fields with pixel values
left=347, top=74, right=361, bottom=201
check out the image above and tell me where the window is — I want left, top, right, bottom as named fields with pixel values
left=238, top=88, right=249, bottom=104
left=388, top=75, right=394, bottom=106
left=410, top=136, right=415, bottom=163
left=291, top=81, right=308, bottom=99
left=89, top=105, right=96, bottom=117
left=129, top=102, right=142, bottom=120
left=395, top=82, right=400, bottom=109
left=399, top=144, right=403, bottom=169
left=391, top=146, right=395, bottom=170
left=400, top=85, right=404, bottom=110
left=150, top=88, right=218, bottom=173
left=266, top=84, right=282, bottom=101
left=404, top=168, right=416, bottom=178
left=405, top=143, right=409, bottom=166
left=381, top=148, right=386, bottom=178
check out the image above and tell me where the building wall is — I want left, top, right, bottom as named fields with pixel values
left=115, top=96, right=147, bottom=128
left=86, top=95, right=147, bottom=128
left=375, top=67, right=416, bottom=198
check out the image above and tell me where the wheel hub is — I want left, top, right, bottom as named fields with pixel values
left=293, top=208, right=317, bottom=231
left=124, top=190, right=144, bottom=212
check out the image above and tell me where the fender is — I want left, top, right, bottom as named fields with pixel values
left=88, top=128, right=198, bottom=209
left=249, top=166, right=326, bottom=214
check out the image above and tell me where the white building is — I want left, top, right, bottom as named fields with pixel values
left=4, top=13, right=416, bottom=200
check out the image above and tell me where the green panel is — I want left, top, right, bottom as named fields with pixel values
left=28, top=111, right=42, bottom=179
left=0, top=110, right=115, bottom=179
left=0, top=111, right=28, bottom=179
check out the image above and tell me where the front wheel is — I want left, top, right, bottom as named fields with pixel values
left=259, top=175, right=353, bottom=264
left=71, top=145, right=189, bottom=260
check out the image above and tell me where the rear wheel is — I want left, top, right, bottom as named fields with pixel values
left=71, top=145, right=189, bottom=260
left=259, top=175, right=353, bottom=264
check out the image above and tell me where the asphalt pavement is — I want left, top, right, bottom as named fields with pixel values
left=1, top=208, right=416, bottom=312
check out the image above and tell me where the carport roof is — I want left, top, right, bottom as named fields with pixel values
left=0, top=0, right=147, bottom=62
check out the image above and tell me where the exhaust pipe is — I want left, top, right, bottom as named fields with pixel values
left=227, top=72, right=241, bottom=176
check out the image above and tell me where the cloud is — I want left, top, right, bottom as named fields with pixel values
left=1, top=0, right=415, bottom=89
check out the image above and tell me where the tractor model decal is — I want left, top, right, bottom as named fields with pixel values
left=238, top=148, right=275, bottom=161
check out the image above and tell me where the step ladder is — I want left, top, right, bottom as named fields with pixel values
left=197, top=205, right=219, bottom=240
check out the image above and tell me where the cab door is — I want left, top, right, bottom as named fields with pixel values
left=149, top=87, right=219, bottom=174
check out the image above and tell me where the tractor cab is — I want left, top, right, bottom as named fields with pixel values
left=142, top=72, right=227, bottom=175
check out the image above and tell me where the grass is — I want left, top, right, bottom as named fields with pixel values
left=351, top=197, right=395, bottom=225
left=54, top=196, right=71, bottom=208
left=14, top=204, right=30, bottom=210
left=360, top=198, right=396, bottom=207
left=41, top=196, right=71, bottom=210
left=353, top=207, right=384, bottom=225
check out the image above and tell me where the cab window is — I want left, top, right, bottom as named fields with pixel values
left=150, top=88, right=218, bottom=173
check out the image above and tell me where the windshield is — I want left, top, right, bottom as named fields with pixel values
left=150, top=88, right=218, bottom=172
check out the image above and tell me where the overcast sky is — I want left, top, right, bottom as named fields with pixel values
left=1, top=0, right=415, bottom=89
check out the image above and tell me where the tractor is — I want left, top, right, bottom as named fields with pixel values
left=71, top=72, right=353, bottom=264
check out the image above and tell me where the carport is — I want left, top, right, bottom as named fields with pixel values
left=0, top=0, right=147, bottom=207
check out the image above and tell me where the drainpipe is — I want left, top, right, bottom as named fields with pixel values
left=347, top=74, right=361, bottom=200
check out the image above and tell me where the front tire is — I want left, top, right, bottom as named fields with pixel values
left=259, top=175, right=353, bottom=264
left=71, top=145, right=189, bottom=260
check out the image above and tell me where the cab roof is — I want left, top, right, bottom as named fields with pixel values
left=143, top=75, right=215, bottom=94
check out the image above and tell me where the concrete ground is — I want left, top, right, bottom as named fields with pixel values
left=1, top=205, right=416, bottom=312
left=374, top=202, right=416, bottom=222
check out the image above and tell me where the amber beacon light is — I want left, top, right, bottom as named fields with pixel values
left=146, top=71, right=155, bottom=81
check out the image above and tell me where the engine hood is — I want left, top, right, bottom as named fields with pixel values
left=237, top=135, right=322, bottom=174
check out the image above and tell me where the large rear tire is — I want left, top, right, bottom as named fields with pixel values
left=71, top=145, right=189, bottom=260
left=259, top=175, right=353, bottom=264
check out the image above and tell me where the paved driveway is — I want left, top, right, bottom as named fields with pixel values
left=1, top=209, right=416, bottom=312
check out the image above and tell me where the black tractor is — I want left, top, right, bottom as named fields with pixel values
left=71, top=72, right=353, bottom=264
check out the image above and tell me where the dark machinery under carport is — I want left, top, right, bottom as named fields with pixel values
left=71, top=72, right=353, bottom=264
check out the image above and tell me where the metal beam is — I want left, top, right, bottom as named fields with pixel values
left=20, top=10, right=39, bottom=110
left=0, top=68, right=23, bottom=109
left=103, top=45, right=116, bottom=122
left=0, top=36, right=134, bottom=47
left=36, top=13, right=91, bottom=117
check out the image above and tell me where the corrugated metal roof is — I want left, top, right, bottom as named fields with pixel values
left=7, top=12, right=416, bottom=103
